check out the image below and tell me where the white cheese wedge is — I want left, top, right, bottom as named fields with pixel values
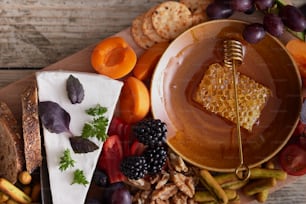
left=36, top=71, right=123, bottom=204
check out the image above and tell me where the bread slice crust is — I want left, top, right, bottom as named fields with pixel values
left=0, top=102, right=24, bottom=183
left=21, top=84, right=42, bottom=173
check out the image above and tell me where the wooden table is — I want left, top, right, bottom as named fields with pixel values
left=1, top=0, right=306, bottom=203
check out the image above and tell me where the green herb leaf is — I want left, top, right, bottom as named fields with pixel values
left=86, top=104, right=107, bottom=116
left=71, top=169, right=89, bottom=186
left=81, top=104, right=109, bottom=141
left=59, top=149, right=75, bottom=171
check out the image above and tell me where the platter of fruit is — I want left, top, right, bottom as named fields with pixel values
left=0, top=0, right=306, bottom=204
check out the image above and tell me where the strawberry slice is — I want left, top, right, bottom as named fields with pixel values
left=108, top=117, right=133, bottom=157
left=108, top=117, right=125, bottom=137
left=98, top=135, right=126, bottom=183
left=122, top=124, right=132, bottom=157
left=130, top=140, right=145, bottom=156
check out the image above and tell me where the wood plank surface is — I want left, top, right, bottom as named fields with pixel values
left=0, top=27, right=305, bottom=204
left=1, top=0, right=304, bottom=68
left=0, top=0, right=163, bottom=68
left=0, top=0, right=306, bottom=203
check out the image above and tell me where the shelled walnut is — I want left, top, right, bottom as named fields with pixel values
left=131, top=150, right=198, bottom=204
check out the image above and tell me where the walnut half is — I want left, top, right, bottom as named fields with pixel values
left=171, top=172, right=195, bottom=198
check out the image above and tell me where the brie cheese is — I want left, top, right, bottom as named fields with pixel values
left=36, top=71, right=123, bottom=204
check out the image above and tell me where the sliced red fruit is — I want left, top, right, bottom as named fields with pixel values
left=130, top=140, right=145, bottom=156
left=122, top=124, right=132, bottom=157
left=279, top=143, right=306, bottom=176
left=108, top=117, right=125, bottom=137
left=292, top=121, right=306, bottom=137
left=98, top=135, right=126, bottom=183
left=298, top=136, right=306, bottom=150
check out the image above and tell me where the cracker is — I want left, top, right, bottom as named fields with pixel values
left=151, top=1, right=193, bottom=40
left=192, top=11, right=208, bottom=26
left=180, top=0, right=211, bottom=13
left=131, top=13, right=155, bottom=49
left=142, top=6, right=168, bottom=43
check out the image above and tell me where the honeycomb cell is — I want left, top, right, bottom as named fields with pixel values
left=193, top=63, right=271, bottom=131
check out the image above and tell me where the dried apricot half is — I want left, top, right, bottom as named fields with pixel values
left=133, top=41, right=169, bottom=81
left=119, top=76, right=150, bottom=124
left=91, top=36, right=137, bottom=79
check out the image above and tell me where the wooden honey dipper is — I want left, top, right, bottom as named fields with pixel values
left=223, top=39, right=250, bottom=181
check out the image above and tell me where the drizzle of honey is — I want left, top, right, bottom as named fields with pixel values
left=164, top=36, right=280, bottom=170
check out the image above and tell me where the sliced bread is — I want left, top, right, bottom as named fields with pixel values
left=0, top=102, right=24, bottom=183
left=21, top=84, right=42, bottom=173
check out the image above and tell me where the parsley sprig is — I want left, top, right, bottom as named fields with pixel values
left=59, top=149, right=75, bottom=171
left=81, top=104, right=109, bottom=141
left=71, top=169, right=89, bottom=186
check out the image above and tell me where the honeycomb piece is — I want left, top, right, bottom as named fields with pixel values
left=193, top=63, right=271, bottom=131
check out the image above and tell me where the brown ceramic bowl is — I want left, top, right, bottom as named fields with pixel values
left=151, top=19, right=302, bottom=172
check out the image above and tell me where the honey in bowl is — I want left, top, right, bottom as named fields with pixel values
left=150, top=20, right=302, bottom=172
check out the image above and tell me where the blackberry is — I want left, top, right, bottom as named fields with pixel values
left=143, top=146, right=167, bottom=174
left=120, top=156, right=148, bottom=180
left=133, top=119, right=167, bottom=146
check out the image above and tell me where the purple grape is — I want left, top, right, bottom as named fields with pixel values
left=300, top=4, right=306, bottom=17
left=254, top=0, right=275, bottom=10
left=279, top=5, right=306, bottom=32
left=244, top=4, right=256, bottom=15
left=206, top=1, right=233, bottom=19
left=85, top=199, right=101, bottom=204
left=263, top=13, right=284, bottom=37
left=93, top=169, right=108, bottom=187
left=242, top=23, right=266, bottom=44
left=230, top=0, right=253, bottom=12
left=103, top=182, right=125, bottom=203
left=110, top=188, right=131, bottom=204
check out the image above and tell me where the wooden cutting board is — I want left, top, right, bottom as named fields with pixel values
left=0, top=13, right=304, bottom=203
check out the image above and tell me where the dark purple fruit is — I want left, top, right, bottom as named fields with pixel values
left=242, top=23, right=266, bottom=43
left=244, top=4, right=256, bottom=15
left=300, top=3, right=306, bottom=17
left=254, top=0, right=275, bottom=10
left=103, top=182, right=125, bottom=204
left=263, top=13, right=284, bottom=37
left=230, top=0, right=253, bottom=12
left=93, top=169, right=108, bottom=187
left=85, top=198, right=101, bottom=204
left=110, top=188, right=132, bottom=204
left=206, top=1, right=233, bottom=19
left=279, top=5, right=306, bottom=32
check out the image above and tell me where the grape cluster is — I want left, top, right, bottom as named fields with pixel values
left=206, top=0, right=306, bottom=43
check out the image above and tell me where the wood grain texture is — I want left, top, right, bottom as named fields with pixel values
left=0, top=29, right=305, bottom=203
left=1, top=0, right=304, bottom=68
left=0, top=70, right=37, bottom=87
left=0, top=0, right=163, bottom=67
left=0, top=0, right=306, bottom=203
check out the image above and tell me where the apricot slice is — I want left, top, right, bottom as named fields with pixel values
left=91, top=36, right=137, bottom=79
left=286, top=39, right=306, bottom=65
left=119, top=76, right=150, bottom=124
left=133, top=41, right=169, bottom=81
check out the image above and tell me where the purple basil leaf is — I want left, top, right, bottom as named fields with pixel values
left=301, top=100, right=306, bottom=124
left=69, top=136, right=99, bottom=153
left=39, top=101, right=71, bottom=134
left=66, top=75, right=85, bottom=104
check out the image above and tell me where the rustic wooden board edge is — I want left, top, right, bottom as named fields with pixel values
left=0, top=20, right=304, bottom=203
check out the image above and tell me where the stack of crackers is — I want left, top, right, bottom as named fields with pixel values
left=131, top=0, right=212, bottom=49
